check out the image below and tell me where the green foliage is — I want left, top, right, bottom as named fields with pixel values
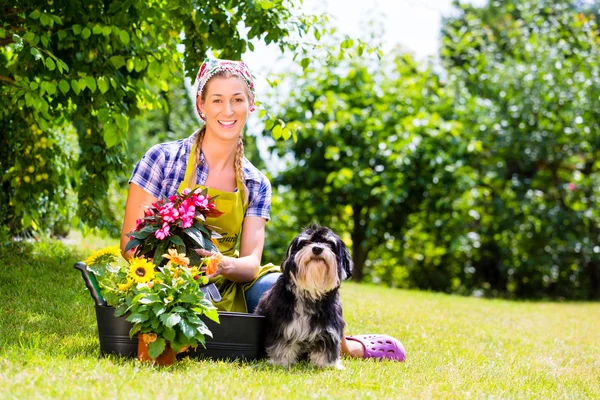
left=265, top=38, right=462, bottom=281
left=1, top=0, right=311, bottom=237
left=85, top=245, right=219, bottom=355
left=413, top=0, right=600, bottom=299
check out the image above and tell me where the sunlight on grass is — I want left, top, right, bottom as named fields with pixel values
left=0, top=235, right=598, bottom=399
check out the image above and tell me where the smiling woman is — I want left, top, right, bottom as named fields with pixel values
left=120, top=58, right=280, bottom=314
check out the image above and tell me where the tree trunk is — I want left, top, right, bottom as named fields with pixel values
left=351, top=205, right=369, bottom=282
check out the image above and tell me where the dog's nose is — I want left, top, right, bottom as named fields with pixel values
left=312, top=246, right=323, bottom=255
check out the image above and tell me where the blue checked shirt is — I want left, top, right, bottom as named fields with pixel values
left=129, top=132, right=272, bottom=220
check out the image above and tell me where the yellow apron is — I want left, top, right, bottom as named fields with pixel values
left=178, top=142, right=279, bottom=312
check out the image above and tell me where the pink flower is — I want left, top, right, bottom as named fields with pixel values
left=159, top=202, right=180, bottom=223
left=144, top=208, right=153, bottom=217
left=155, top=222, right=171, bottom=240
left=192, top=194, right=209, bottom=209
left=135, top=218, right=144, bottom=230
left=168, top=194, right=177, bottom=202
left=181, top=188, right=191, bottom=196
left=568, top=182, right=576, bottom=191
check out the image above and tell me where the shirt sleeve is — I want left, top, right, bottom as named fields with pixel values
left=245, top=174, right=272, bottom=221
left=129, top=144, right=166, bottom=198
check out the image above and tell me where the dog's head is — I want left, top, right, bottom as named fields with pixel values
left=282, top=225, right=353, bottom=299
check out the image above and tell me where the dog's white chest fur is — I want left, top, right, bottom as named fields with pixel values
left=283, top=301, right=319, bottom=343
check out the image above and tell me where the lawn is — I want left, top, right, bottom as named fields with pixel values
left=0, top=235, right=598, bottom=399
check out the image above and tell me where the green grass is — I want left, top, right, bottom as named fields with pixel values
left=0, top=236, right=599, bottom=399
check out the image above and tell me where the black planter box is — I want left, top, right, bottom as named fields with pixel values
left=94, top=305, right=265, bottom=361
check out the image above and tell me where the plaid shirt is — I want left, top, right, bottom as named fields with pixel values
left=129, top=132, right=272, bottom=220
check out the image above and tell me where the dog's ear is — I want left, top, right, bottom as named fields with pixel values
left=281, top=236, right=300, bottom=277
left=337, top=239, right=354, bottom=281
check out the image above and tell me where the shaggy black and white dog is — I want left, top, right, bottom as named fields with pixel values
left=255, top=225, right=353, bottom=369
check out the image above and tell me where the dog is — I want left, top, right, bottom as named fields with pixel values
left=255, top=225, right=353, bottom=369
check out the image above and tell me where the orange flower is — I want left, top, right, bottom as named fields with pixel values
left=142, top=333, right=157, bottom=344
left=205, top=254, right=222, bottom=275
left=162, top=248, right=190, bottom=267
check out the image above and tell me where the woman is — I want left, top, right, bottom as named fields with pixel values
left=120, top=58, right=405, bottom=362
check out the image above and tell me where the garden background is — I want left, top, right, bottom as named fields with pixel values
left=1, top=0, right=599, bottom=398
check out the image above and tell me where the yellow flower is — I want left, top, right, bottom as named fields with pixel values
left=85, top=245, right=121, bottom=266
left=117, top=280, right=133, bottom=291
left=128, top=258, right=155, bottom=283
left=162, top=248, right=190, bottom=267
left=177, top=278, right=184, bottom=285
left=205, top=254, right=222, bottom=276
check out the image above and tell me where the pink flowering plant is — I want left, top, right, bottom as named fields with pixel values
left=125, top=187, right=223, bottom=267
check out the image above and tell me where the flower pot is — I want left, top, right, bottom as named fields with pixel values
left=95, top=305, right=138, bottom=357
left=137, top=334, right=177, bottom=366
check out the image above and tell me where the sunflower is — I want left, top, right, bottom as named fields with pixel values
left=127, top=258, right=156, bottom=283
left=162, top=248, right=190, bottom=267
left=85, top=245, right=121, bottom=267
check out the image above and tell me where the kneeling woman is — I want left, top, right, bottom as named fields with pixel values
left=120, top=58, right=405, bottom=362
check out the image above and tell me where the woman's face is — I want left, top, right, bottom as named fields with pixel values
left=198, top=76, right=250, bottom=142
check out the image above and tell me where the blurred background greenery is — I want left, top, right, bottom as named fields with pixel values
left=2, top=0, right=600, bottom=300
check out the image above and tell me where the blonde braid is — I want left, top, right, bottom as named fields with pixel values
left=234, top=135, right=249, bottom=206
left=188, top=126, right=206, bottom=189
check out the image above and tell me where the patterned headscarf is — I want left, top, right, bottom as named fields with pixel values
left=195, top=58, right=256, bottom=121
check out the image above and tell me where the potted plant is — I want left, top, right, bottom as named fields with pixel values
left=85, top=246, right=221, bottom=365
left=83, top=186, right=224, bottom=365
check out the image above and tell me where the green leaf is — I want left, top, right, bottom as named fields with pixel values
left=109, top=55, right=126, bottom=70
left=148, top=337, right=166, bottom=359
left=97, top=76, right=109, bottom=94
left=164, top=313, right=181, bottom=328
left=341, top=38, right=354, bottom=48
left=103, top=122, right=118, bottom=148
left=178, top=319, right=196, bottom=339
left=23, top=32, right=35, bottom=42
left=51, top=15, right=63, bottom=26
left=45, top=58, right=56, bottom=71
left=72, top=24, right=82, bottom=35
left=127, top=313, right=149, bottom=323
left=119, top=30, right=130, bottom=45
left=30, top=48, right=42, bottom=60
left=102, top=26, right=112, bottom=37
left=162, top=326, right=175, bottom=342
left=85, top=76, right=97, bottom=93
left=45, top=82, right=56, bottom=95
left=272, top=124, right=282, bottom=139
left=179, top=293, right=199, bottom=304
left=169, top=235, right=185, bottom=253
left=57, top=30, right=67, bottom=41
left=203, top=307, right=220, bottom=323
left=152, top=303, right=166, bottom=317
left=29, top=10, right=41, bottom=19
left=58, top=60, right=69, bottom=73
left=81, top=27, right=91, bottom=39
left=300, top=57, right=310, bottom=71
left=40, top=14, right=52, bottom=27
left=126, top=58, right=134, bottom=72
left=92, top=25, right=102, bottom=35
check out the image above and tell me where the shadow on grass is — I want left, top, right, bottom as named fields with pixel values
left=0, top=240, right=102, bottom=358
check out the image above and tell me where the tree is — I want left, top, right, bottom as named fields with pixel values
left=265, top=41, right=463, bottom=282
left=1, top=0, right=312, bottom=238
left=435, top=0, right=600, bottom=298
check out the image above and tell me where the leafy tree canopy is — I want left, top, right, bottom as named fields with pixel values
left=0, top=0, right=315, bottom=238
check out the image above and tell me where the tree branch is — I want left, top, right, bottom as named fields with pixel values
left=0, top=75, right=16, bottom=85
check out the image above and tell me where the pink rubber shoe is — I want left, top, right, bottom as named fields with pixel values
left=346, top=334, right=406, bottom=362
